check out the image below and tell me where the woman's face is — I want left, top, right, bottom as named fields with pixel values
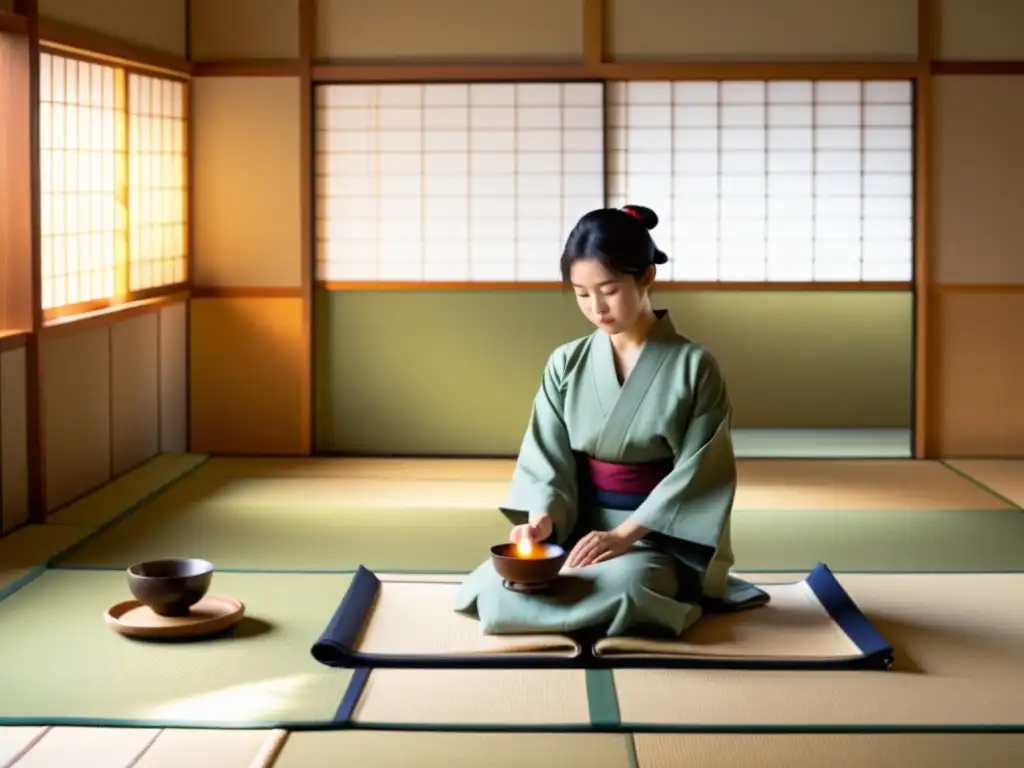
left=569, top=258, right=652, bottom=335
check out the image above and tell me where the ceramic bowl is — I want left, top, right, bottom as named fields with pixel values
left=489, top=542, right=567, bottom=585
left=126, top=557, right=215, bottom=617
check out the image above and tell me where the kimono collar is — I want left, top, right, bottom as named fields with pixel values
left=640, top=309, right=677, bottom=348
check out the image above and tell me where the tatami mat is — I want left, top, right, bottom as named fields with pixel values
left=7, top=729, right=1021, bottom=767
left=0, top=726, right=48, bottom=766
left=0, top=524, right=91, bottom=593
left=727, top=508, right=1024, bottom=571
left=3, top=456, right=1022, bottom=767
left=47, top=453, right=208, bottom=529
left=0, top=569, right=33, bottom=598
left=3, top=726, right=286, bottom=768
left=734, top=459, right=1010, bottom=510
left=134, top=462, right=1011, bottom=512
left=946, top=460, right=1024, bottom=509
left=0, top=570, right=356, bottom=727
left=350, top=669, right=592, bottom=729
left=614, top=572, right=1024, bottom=728
left=143, top=457, right=1010, bottom=512
left=10, top=726, right=160, bottom=767
left=271, top=731, right=632, bottom=768
left=632, top=733, right=1024, bottom=768
left=134, top=728, right=288, bottom=768
left=139, top=475, right=511, bottom=511
left=54, top=503, right=1024, bottom=572
left=56, top=502, right=513, bottom=572
left=196, top=457, right=517, bottom=481
left=0, top=523, right=92, bottom=568
left=1, top=456, right=207, bottom=596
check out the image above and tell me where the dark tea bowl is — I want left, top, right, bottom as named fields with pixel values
left=126, top=558, right=215, bottom=617
left=490, top=542, right=567, bottom=586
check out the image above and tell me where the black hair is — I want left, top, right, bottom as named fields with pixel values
left=559, top=205, right=669, bottom=284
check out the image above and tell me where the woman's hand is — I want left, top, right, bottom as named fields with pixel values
left=510, top=514, right=553, bottom=546
left=567, top=529, right=633, bottom=568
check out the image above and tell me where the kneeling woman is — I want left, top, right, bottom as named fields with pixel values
left=454, top=205, right=768, bottom=638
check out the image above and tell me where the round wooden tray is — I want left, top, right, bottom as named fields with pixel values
left=104, top=594, right=245, bottom=639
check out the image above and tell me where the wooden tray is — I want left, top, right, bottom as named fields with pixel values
left=104, top=594, right=245, bottom=639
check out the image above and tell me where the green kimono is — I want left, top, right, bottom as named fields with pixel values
left=454, top=309, right=767, bottom=637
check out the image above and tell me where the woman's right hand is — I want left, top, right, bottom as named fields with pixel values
left=510, top=514, right=553, bottom=545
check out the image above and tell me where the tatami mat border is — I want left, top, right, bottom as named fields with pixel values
left=0, top=566, right=47, bottom=602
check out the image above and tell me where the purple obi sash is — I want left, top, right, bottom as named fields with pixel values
left=585, top=456, right=673, bottom=510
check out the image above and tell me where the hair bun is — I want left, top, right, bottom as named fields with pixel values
left=621, top=205, right=659, bottom=231
left=652, top=249, right=668, bottom=265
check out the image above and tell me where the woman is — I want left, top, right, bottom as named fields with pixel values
left=454, top=205, right=768, bottom=638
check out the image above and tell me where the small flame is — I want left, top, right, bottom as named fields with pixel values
left=516, top=537, right=534, bottom=558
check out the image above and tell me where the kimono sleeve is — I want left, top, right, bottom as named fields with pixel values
left=500, top=346, right=579, bottom=545
left=628, top=349, right=737, bottom=574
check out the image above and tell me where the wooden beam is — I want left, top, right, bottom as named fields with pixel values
left=192, top=287, right=305, bottom=299
left=183, top=1, right=194, bottom=455
left=931, top=284, right=1024, bottom=294
left=13, top=0, right=45, bottom=522
left=310, top=59, right=919, bottom=84
left=37, top=16, right=191, bottom=76
left=39, top=291, right=189, bottom=340
left=914, top=0, right=935, bottom=459
left=318, top=281, right=913, bottom=292
left=299, top=0, right=315, bottom=456
left=582, top=0, right=605, bottom=67
left=0, top=32, right=33, bottom=334
left=191, top=59, right=303, bottom=77
left=931, top=61, right=1024, bottom=75
left=0, top=9, right=28, bottom=35
left=0, top=331, right=30, bottom=353
left=597, top=60, right=919, bottom=81
left=312, top=61, right=596, bottom=83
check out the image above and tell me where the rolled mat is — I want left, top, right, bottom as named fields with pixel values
left=310, top=563, right=894, bottom=670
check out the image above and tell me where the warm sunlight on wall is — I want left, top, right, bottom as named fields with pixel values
left=127, top=74, right=187, bottom=291
left=39, top=52, right=187, bottom=315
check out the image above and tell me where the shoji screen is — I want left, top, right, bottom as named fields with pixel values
left=39, top=53, right=122, bottom=309
left=606, top=80, right=914, bottom=282
left=39, top=52, right=189, bottom=313
left=315, top=82, right=605, bottom=283
left=127, top=73, right=188, bottom=291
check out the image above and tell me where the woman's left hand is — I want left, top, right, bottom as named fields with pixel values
left=567, top=529, right=633, bottom=568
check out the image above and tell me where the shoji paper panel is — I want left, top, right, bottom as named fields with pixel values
left=607, top=80, right=914, bottom=282
left=39, top=53, right=121, bottom=310
left=315, top=82, right=605, bottom=282
left=127, top=73, right=187, bottom=291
